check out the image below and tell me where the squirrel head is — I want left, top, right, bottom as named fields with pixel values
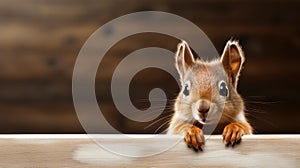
left=174, top=40, right=245, bottom=125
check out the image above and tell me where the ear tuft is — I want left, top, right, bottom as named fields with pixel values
left=175, top=40, right=195, bottom=80
left=221, top=39, right=245, bottom=88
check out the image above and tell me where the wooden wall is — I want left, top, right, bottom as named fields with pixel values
left=0, top=0, right=299, bottom=133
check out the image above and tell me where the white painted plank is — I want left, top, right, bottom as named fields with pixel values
left=0, top=135, right=298, bottom=167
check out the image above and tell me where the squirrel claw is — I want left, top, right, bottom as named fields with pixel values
left=184, top=126, right=205, bottom=151
left=222, top=122, right=249, bottom=147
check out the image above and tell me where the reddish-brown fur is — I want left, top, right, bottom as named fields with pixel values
left=168, top=40, right=253, bottom=151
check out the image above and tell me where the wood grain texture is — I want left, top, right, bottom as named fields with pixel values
left=0, top=134, right=299, bottom=167
left=0, top=0, right=299, bottom=134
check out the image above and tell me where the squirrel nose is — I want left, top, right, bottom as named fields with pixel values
left=198, top=106, right=210, bottom=114
left=198, top=100, right=210, bottom=114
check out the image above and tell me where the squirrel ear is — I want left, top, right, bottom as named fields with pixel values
left=221, top=40, right=245, bottom=88
left=175, top=40, right=195, bottom=79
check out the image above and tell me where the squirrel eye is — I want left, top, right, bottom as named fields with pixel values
left=218, top=80, right=229, bottom=97
left=183, top=81, right=191, bottom=97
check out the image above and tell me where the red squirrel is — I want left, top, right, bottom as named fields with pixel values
left=167, top=39, right=253, bottom=151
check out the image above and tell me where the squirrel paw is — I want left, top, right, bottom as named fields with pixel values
left=184, top=125, right=205, bottom=151
left=222, top=122, right=250, bottom=146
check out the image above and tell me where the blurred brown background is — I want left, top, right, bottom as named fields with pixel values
left=0, top=0, right=299, bottom=134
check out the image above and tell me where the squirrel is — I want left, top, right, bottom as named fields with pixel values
left=167, top=39, right=253, bottom=151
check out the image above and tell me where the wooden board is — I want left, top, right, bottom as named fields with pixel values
left=0, top=134, right=299, bottom=167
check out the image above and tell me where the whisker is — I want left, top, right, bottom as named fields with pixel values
left=246, top=112, right=277, bottom=130
left=158, top=127, right=169, bottom=134
left=245, top=107, right=267, bottom=114
left=154, top=121, right=171, bottom=133
left=144, top=114, right=174, bottom=129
